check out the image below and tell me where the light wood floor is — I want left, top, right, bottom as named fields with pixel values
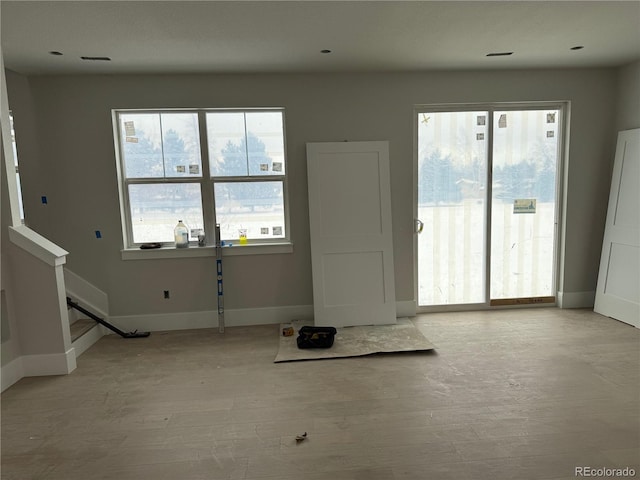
left=2, top=308, right=638, bottom=480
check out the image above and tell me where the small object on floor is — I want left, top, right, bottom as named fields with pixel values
left=297, top=326, right=337, bottom=349
left=295, top=432, right=307, bottom=443
left=282, top=324, right=294, bottom=337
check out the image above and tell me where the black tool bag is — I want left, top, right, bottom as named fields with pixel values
left=296, top=326, right=337, bottom=349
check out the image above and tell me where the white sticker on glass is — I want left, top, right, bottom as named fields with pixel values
left=124, top=121, right=136, bottom=136
left=513, top=199, right=536, bottom=214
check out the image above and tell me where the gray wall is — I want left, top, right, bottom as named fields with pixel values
left=616, top=60, right=640, bottom=131
left=7, top=68, right=620, bottom=317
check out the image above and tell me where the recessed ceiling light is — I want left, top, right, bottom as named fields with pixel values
left=80, top=56, right=111, bottom=61
left=321, top=49, right=332, bottom=54
left=570, top=46, right=584, bottom=50
left=486, top=52, right=513, bottom=57
left=49, top=51, right=63, bottom=56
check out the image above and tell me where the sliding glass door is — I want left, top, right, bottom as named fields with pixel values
left=416, top=105, right=562, bottom=308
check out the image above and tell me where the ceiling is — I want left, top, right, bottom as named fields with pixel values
left=2, top=1, right=639, bottom=75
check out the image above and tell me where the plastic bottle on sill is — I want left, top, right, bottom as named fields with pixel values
left=174, top=220, right=189, bottom=248
left=239, top=228, right=248, bottom=245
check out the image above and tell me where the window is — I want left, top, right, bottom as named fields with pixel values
left=114, top=109, right=289, bottom=250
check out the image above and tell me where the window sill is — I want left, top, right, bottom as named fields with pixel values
left=121, top=242, right=294, bottom=260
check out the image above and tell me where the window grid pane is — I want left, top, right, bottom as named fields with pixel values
left=160, top=113, right=202, bottom=178
left=121, top=113, right=202, bottom=179
left=214, top=181, right=285, bottom=241
left=120, top=113, right=163, bottom=178
left=245, top=112, right=286, bottom=176
left=128, top=183, right=204, bottom=244
left=207, top=111, right=285, bottom=178
left=207, top=112, right=249, bottom=177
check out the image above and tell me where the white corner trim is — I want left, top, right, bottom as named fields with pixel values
left=21, top=349, right=77, bottom=377
left=1, top=356, right=24, bottom=392
left=8, top=225, right=68, bottom=266
left=557, top=290, right=596, bottom=309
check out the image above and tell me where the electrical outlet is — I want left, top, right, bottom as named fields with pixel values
left=163, top=290, right=170, bottom=299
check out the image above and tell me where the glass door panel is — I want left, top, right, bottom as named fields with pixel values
left=417, top=111, right=488, bottom=305
left=490, top=109, right=559, bottom=300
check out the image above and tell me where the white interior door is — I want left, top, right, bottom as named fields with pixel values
left=307, top=141, right=396, bottom=327
left=594, top=129, right=640, bottom=328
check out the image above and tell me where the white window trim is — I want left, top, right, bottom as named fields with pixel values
left=112, top=108, right=292, bottom=259
left=120, top=242, right=294, bottom=260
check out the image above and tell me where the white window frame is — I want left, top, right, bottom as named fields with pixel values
left=113, top=108, right=292, bottom=259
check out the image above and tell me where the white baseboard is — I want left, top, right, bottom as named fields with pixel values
left=2, top=349, right=77, bottom=391
left=108, top=310, right=221, bottom=333
left=396, top=300, right=417, bottom=317
left=1, top=356, right=24, bottom=392
left=109, top=302, right=414, bottom=333
left=72, top=325, right=105, bottom=357
left=557, top=291, right=596, bottom=309
left=109, top=305, right=315, bottom=332
left=21, top=349, right=77, bottom=377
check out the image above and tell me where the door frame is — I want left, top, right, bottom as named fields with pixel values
left=413, top=101, right=569, bottom=313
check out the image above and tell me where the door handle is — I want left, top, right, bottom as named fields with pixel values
left=415, top=219, right=424, bottom=234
